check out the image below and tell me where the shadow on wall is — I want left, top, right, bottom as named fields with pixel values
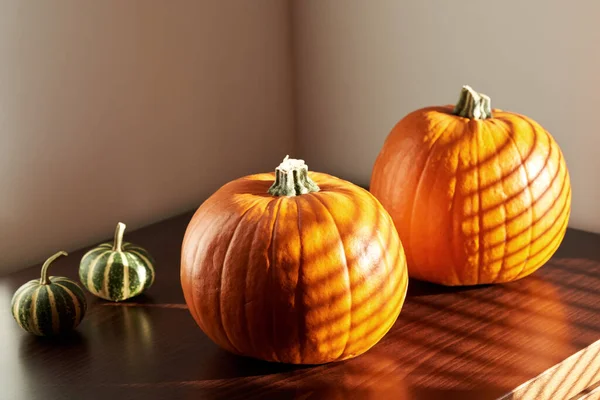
left=0, top=0, right=294, bottom=274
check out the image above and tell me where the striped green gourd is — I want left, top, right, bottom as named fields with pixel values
left=79, top=222, right=155, bottom=302
left=11, top=251, right=87, bottom=336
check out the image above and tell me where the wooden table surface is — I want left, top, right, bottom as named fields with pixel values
left=1, top=210, right=599, bottom=400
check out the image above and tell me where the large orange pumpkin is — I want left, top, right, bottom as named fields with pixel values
left=370, top=85, right=571, bottom=286
left=181, top=157, right=408, bottom=364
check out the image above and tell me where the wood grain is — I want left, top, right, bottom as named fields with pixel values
left=500, top=340, right=600, bottom=400
left=1, top=210, right=599, bottom=400
left=573, top=381, right=600, bottom=400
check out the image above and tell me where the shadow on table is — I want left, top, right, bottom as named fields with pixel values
left=17, top=331, right=91, bottom=399
left=176, top=347, right=509, bottom=400
left=406, top=279, right=489, bottom=297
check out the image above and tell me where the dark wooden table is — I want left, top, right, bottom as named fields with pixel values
left=1, top=211, right=600, bottom=400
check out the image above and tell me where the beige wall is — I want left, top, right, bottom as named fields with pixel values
left=3, top=1, right=598, bottom=274
left=0, top=1, right=294, bottom=274
left=293, top=0, right=600, bottom=233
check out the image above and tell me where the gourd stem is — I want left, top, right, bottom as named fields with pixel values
left=39, top=251, right=68, bottom=285
left=267, top=155, right=320, bottom=197
left=113, top=222, right=126, bottom=252
left=453, top=85, right=493, bottom=120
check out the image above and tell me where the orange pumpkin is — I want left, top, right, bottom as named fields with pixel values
left=370, top=86, right=571, bottom=286
left=181, top=157, right=408, bottom=364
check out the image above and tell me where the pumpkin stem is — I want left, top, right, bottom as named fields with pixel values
left=39, top=251, right=68, bottom=285
left=453, top=85, right=493, bottom=120
left=267, top=155, right=320, bottom=197
left=113, top=222, right=126, bottom=252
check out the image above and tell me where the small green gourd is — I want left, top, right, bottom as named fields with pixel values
left=11, top=251, right=87, bottom=336
left=79, top=222, right=155, bottom=302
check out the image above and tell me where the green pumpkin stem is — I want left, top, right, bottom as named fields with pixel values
left=267, top=155, right=320, bottom=197
left=39, top=251, right=68, bottom=285
left=453, top=85, right=493, bottom=120
left=113, top=222, right=126, bottom=252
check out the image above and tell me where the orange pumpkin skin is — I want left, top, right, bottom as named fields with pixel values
left=370, top=88, right=571, bottom=286
left=181, top=166, right=408, bottom=364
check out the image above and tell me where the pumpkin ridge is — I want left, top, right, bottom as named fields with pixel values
left=515, top=151, right=571, bottom=279
left=11, top=281, right=34, bottom=317
left=477, top=120, right=554, bottom=227
left=529, top=127, right=569, bottom=262
left=185, top=208, right=219, bottom=327
left=219, top=199, right=264, bottom=355
left=240, top=200, right=268, bottom=359
left=475, top=121, right=485, bottom=284
left=46, top=285, right=59, bottom=333
left=102, top=252, right=116, bottom=299
left=409, top=116, right=455, bottom=276
left=207, top=210, right=241, bottom=352
left=127, top=250, right=155, bottom=290
left=21, top=287, right=37, bottom=333
left=268, top=198, right=284, bottom=362
left=468, top=138, right=559, bottom=253
left=364, top=271, right=407, bottom=354
left=307, top=194, right=388, bottom=350
left=501, top=118, right=537, bottom=280
left=311, top=194, right=351, bottom=361
left=367, top=202, right=394, bottom=346
left=481, top=172, right=570, bottom=274
left=53, top=287, right=71, bottom=332
left=35, top=286, right=53, bottom=335
left=422, top=121, right=462, bottom=285
left=54, top=282, right=83, bottom=327
left=334, top=215, right=405, bottom=357
left=493, top=124, right=564, bottom=278
left=485, top=121, right=510, bottom=284
left=293, top=196, right=306, bottom=364
left=523, top=200, right=570, bottom=279
left=13, top=284, right=34, bottom=331
left=487, top=120, right=553, bottom=282
left=534, top=186, right=571, bottom=261
left=532, top=191, right=571, bottom=268
left=79, top=247, right=105, bottom=286
left=122, top=252, right=130, bottom=300
left=212, top=210, right=249, bottom=354
left=30, top=287, right=42, bottom=336
left=86, top=250, right=111, bottom=298
left=186, top=195, right=231, bottom=333
left=130, top=255, right=148, bottom=295
left=54, top=279, right=87, bottom=306
left=447, top=122, right=464, bottom=285
left=372, top=197, right=408, bottom=330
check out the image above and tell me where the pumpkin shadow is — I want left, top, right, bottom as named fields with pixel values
left=18, top=329, right=88, bottom=350
left=407, top=279, right=491, bottom=297
left=86, top=301, right=156, bottom=369
left=113, top=293, right=156, bottom=304
left=189, top=349, right=413, bottom=400
left=204, top=348, right=315, bottom=378
left=186, top=347, right=509, bottom=400
left=17, top=330, right=91, bottom=398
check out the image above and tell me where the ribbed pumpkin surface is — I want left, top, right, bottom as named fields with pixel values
left=11, top=277, right=86, bottom=336
left=79, top=243, right=155, bottom=302
left=181, top=172, right=408, bottom=364
left=371, top=105, right=571, bottom=286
